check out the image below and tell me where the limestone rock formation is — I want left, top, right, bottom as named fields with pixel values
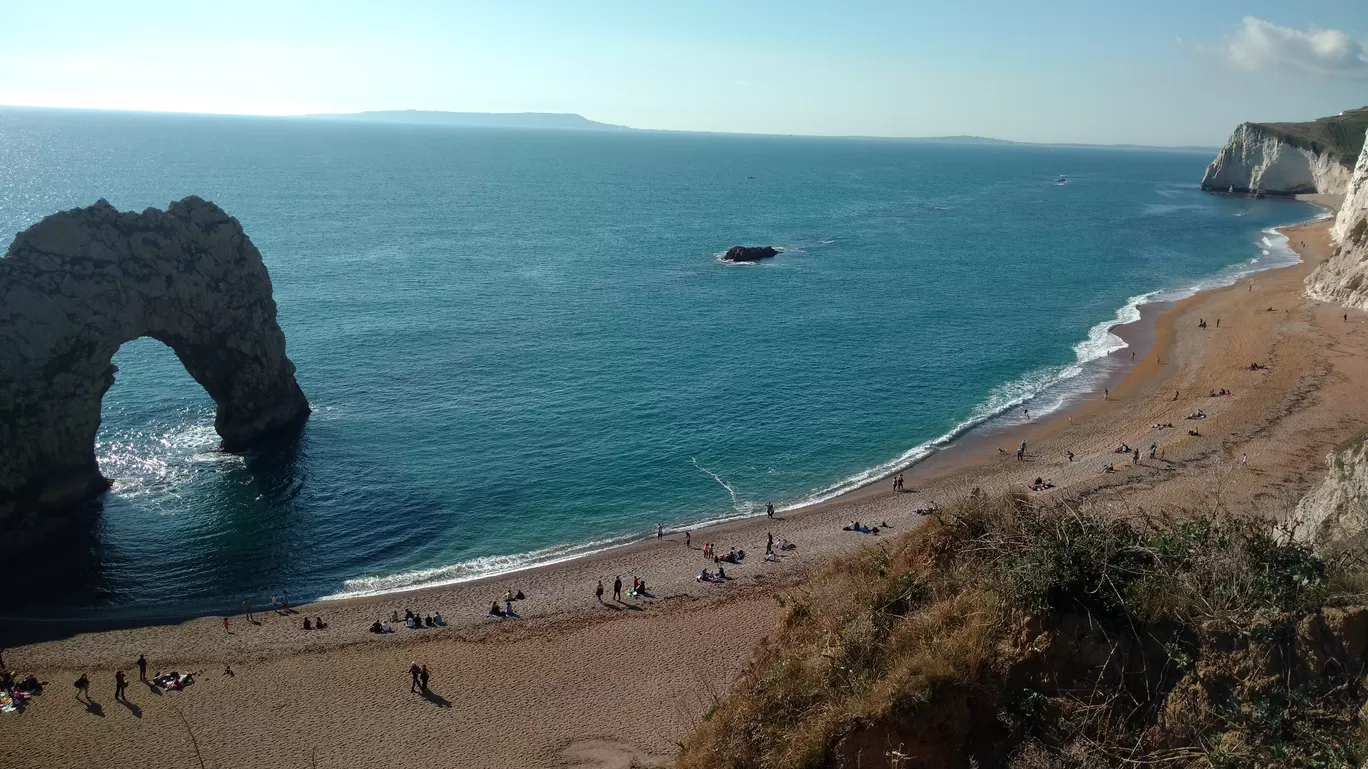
left=723, top=246, right=779, bottom=263
left=1292, top=433, right=1368, bottom=553
left=1200, top=123, right=1354, bottom=196
left=1306, top=136, right=1368, bottom=311
left=1200, top=108, right=1368, bottom=196
left=0, top=197, right=310, bottom=534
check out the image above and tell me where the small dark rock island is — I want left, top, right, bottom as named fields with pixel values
left=723, top=246, right=779, bottom=263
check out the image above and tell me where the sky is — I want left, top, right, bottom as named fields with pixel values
left=0, top=0, right=1365, bottom=145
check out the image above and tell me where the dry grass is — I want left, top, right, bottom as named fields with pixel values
left=678, top=494, right=1368, bottom=769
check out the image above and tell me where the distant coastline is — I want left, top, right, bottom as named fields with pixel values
left=0, top=104, right=1217, bottom=151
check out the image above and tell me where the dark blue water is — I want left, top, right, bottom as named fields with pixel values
left=0, top=108, right=1317, bottom=611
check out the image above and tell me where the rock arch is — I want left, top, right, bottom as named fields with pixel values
left=0, top=197, right=310, bottom=533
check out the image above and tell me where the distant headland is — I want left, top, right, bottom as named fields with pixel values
left=307, top=110, right=628, bottom=131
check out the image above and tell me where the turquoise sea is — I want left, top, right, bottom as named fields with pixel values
left=0, top=107, right=1318, bottom=614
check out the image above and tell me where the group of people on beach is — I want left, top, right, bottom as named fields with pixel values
left=595, top=574, right=651, bottom=603
left=371, top=607, right=446, bottom=633
left=891, top=473, right=906, bottom=492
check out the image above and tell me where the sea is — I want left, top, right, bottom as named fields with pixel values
left=0, top=107, right=1320, bottom=616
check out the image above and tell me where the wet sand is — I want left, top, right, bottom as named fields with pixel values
left=5, top=207, right=1368, bottom=768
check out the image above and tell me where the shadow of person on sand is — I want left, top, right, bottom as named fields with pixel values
left=421, top=690, right=452, bottom=708
left=118, top=698, right=142, bottom=718
left=84, top=700, right=105, bottom=717
left=143, top=681, right=162, bottom=696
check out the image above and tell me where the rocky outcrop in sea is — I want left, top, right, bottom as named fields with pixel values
left=0, top=197, right=310, bottom=548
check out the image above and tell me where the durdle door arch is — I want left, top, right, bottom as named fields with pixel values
left=0, top=197, right=310, bottom=549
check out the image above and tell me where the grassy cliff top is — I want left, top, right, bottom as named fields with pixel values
left=1251, top=106, right=1368, bottom=166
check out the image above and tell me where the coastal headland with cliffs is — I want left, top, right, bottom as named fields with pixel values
left=3, top=104, right=1368, bottom=767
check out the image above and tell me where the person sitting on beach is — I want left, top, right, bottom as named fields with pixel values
left=515, top=590, right=525, bottom=600
left=717, top=566, right=727, bottom=580
left=404, top=609, right=415, bottom=623
left=391, top=610, right=399, bottom=623
left=381, top=620, right=393, bottom=633
left=404, top=616, right=416, bottom=629
left=432, top=611, right=444, bottom=626
left=489, top=602, right=504, bottom=617
left=370, top=621, right=384, bottom=634
left=316, top=617, right=327, bottom=629
left=698, top=568, right=711, bottom=582
left=303, top=617, right=312, bottom=630
left=766, top=551, right=777, bottom=562
left=424, top=614, right=434, bottom=627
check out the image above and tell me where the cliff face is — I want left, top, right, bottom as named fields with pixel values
left=1293, top=433, right=1368, bottom=552
left=1200, top=123, right=1354, bottom=195
left=1201, top=108, right=1368, bottom=196
left=1306, top=137, right=1368, bottom=311
left=0, top=197, right=310, bottom=546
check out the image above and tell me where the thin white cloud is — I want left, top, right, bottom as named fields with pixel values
left=1225, top=17, right=1368, bottom=78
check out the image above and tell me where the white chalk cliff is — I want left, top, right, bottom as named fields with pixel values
left=1200, top=123, right=1355, bottom=196
left=1306, top=135, right=1368, bottom=311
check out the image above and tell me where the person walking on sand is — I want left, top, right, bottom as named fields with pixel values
left=243, top=598, right=253, bottom=623
left=1104, top=389, right=1109, bottom=400
left=1217, top=319, right=1220, bottom=328
left=420, top=664, right=430, bottom=692
left=1242, top=453, right=1248, bottom=466
left=657, top=522, right=664, bottom=539
left=685, top=531, right=692, bottom=548
left=613, top=576, right=623, bottom=602
left=137, top=654, right=148, bottom=682
left=766, top=502, right=774, bottom=519
left=409, top=662, right=422, bottom=693
left=595, top=580, right=604, bottom=602
left=114, top=670, right=127, bottom=702
left=74, top=673, right=90, bottom=703
left=223, top=617, right=230, bottom=633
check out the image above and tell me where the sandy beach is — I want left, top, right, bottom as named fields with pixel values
left=4, top=204, right=1368, bottom=769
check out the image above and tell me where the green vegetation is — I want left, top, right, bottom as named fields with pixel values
left=679, top=494, right=1368, bottom=768
left=1252, top=107, right=1368, bottom=167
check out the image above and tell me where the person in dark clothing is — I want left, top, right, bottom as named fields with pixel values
left=595, top=580, right=604, bottom=602
left=115, top=671, right=127, bottom=701
left=613, top=576, right=623, bottom=601
left=409, top=663, right=422, bottom=693
left=74, top=673, right=90, bottom=703
left=419, top=665, right=430, bottom=691
left=136, top=654, right=148, bottom=682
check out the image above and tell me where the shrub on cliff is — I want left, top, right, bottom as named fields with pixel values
left=678, top=495, right=1368, bottom=768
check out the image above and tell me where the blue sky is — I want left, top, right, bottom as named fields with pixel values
left=1, top=0, right=1365, bottom=144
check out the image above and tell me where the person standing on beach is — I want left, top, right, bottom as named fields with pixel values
left=272, top=594, right=278, bottom=611
left=613, top=576, right=623, bottom=601
left=74, top=673, right=90, bottom=703
left=1217, top=319, right=1220, bottom=327
left=243, top=599, right=253, bottom=623
left=1242, top=453, right=1248, bottom=466
left=114, top=670, right=127, bottom=702
left=222, top=617, right=230, bottom=633
left=685, top=531, right=692, bottom=548
left=136, top=654, right=148, bottom=682
left=420, top=665, right=430, bottom=692
left=595, top=580, right=604, bottom=602
left=657, top=522, right=664, bottom=539
left=409, top=662, right=422, bottom=693
left=766, top=502, right=774, bottom=519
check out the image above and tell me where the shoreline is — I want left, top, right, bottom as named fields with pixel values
left=8, top=199, right=1368, bottom=769
left=0, top=202, right=1333, bottom=632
